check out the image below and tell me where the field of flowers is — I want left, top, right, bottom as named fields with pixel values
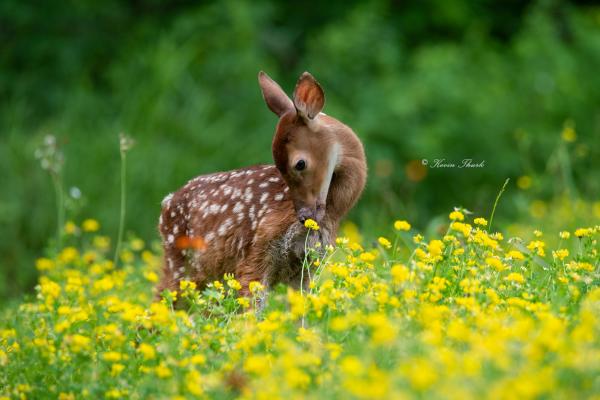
left=1, top=211, right=599, bottom=399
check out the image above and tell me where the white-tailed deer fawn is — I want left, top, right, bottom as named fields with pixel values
left=157, top=71, right=367, bottom=297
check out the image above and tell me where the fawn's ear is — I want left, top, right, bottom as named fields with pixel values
left=293, top=72, right=325, bottom=120
left=258, top=71, right=294, bottom=117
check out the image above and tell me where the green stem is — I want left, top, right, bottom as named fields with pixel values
left=113, top=151, right=127, bottom=268
left=488, top=178, right=510, bottom=232
left=50, top=172, right=64, bottom=251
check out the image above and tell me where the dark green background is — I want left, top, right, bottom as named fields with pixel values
left=1, top=0, right=599, bottom=301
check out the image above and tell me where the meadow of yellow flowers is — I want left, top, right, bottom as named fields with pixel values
left=1, top=211, right=599, bottom=399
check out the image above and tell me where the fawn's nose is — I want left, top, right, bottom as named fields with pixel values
left=297, top=207, right=314, bottom=224
left=297, top=203, right=324, bottom=224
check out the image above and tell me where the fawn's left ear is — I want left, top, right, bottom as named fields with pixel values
left=259, top=71, right=295, bottom=117
left=293, top=72, right=325, bottom=120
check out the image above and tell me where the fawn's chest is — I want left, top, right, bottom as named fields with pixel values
left=263, top=222, right=333, bottom=289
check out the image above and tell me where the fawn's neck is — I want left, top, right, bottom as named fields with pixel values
left=325, top=128, right=367, bottom=230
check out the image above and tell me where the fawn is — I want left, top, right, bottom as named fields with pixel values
left=157, top=71, right=367, bottom=297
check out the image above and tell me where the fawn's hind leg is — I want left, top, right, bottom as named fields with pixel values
left=155, top=242, right=187, bottom=299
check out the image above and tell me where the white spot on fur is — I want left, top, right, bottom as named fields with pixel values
left=218, top=218, right=233, bottom=237
left=205, top=231, right=215, bottom=243
left=259, top=182, right=268, bottom=188
left=209, top=204, right=221, bottom=214
left=233, top=202, right=244, bottom=213
left=274, top=193, right=284, bottom=201
left=220, top=204, right=229, bottom=213
left=268, top=177, right=279, bottom=183
left=260, top=193, right=268, bottom=203
left=173, top=225, right=179, bottom=234
left=243, top=187, right=253, bottom=203
left=167, top=234, right=175, bottom=244
left=162, top=193, right=174, bottom=208
left=223, top=186, right=232, bottom=196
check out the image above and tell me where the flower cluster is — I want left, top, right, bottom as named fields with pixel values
left=1, top=214, right=599, bottom=399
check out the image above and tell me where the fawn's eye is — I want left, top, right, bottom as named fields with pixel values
left=294, top=160, right=306, bottom=171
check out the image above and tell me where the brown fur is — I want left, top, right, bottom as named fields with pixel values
left=157, top=72, right=367, bottom=297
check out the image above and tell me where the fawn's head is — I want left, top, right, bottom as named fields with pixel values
left=259, top=71, right=346, bottom=224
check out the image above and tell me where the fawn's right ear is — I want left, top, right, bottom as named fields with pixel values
left=258, top=71, right=294, bottom=117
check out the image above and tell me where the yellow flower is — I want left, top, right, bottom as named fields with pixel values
left=244, top=354, right=271, bottom=375
left=403, top=358, right=438, bottom=390
left=111, top=363, right=125, bottom=376
left=507, top=250, right=525, bottom=260
left=64, top=221, right=77, bottom=235
left=82, top=218, right=100, bottom=232
left=559, top=231, right=570, bottom=239
left=486, top=257, right=505, bottom=272
left=237, top=297, right=250, bottom=308
left=186, top=370, right=203, bottom=396
left=144, top=271, right=159, bottom=283
left=155, top=362, right=172, bottom=378
left=226, top=278, right=242, bottom=291
left=413, top=234, right=423, bottom=244
left=359, top=252, right=376, bottom=262
left=428, top=240, right=444, bottom=258
left=474, top=217, right=488, bottom=226
left=505, top=272, right=525, bottom=284
left=561, top=122, right=576, bottom=142
left=534, top=230, right=543, bottom=237
left=527, top=240, right=546, bottom=257
left=449, top=210, right=465, bottom=221
left=138, top=343, right=156, bottom=360
left=130, top=238, right=145, bottom=251
left=390, top=264, right=411, bottom=284
left=36, top=257, right=55, bottom=271
left=378, top=237, right=392, bottom=249
left=304, top=218, right=320, bottom=230
left=394, top=220, right=411, bottom=231
left=59, top=247, right=79, bottom=264
left=249, top=281, right=264, bottom=294
left=517, top=175, right=532, bottom=190
left=179, top=280, right=197, bottom=291
left=66, top=334, right=91, bottom=353
left=102, top=352, right=123, bottom=362
left=340, top=356, right=364, bottom=376
left=574, top=228, right=592, bottom=238
left=93, top=236, right=111, bottom=250
left=552, top=249, right=569, bottom=261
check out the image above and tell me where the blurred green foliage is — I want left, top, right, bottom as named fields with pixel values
left=1, top=0, right=599, bottom=300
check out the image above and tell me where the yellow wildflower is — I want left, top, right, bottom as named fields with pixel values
left=36, top=257, right=55, bottom=271
left=449, top=210, right=465, bottom=221
left=304, top=218, right=319, bottom=231
left=394, top=220, right=411, bottom=231
left=64, top=221, right=77, bottom=235
left=505, top=272, right=525, bottom=284
left=474, top=217, right=488, bottom=226
left=378, top=237, right=392, bottom=249
left=138, top=343, right=156, bottom=360
left=82, top=218, right=100, bottom=232
left=517, top=175, right=532, bottom=190
left=552, top=249, right=569, bottom=261
left=155, top=362, right=172, bottom=378
left=559, top=231, right=570, bottom=239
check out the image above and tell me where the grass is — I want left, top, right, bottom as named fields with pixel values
left=0, top=210, right=598, bottom=399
